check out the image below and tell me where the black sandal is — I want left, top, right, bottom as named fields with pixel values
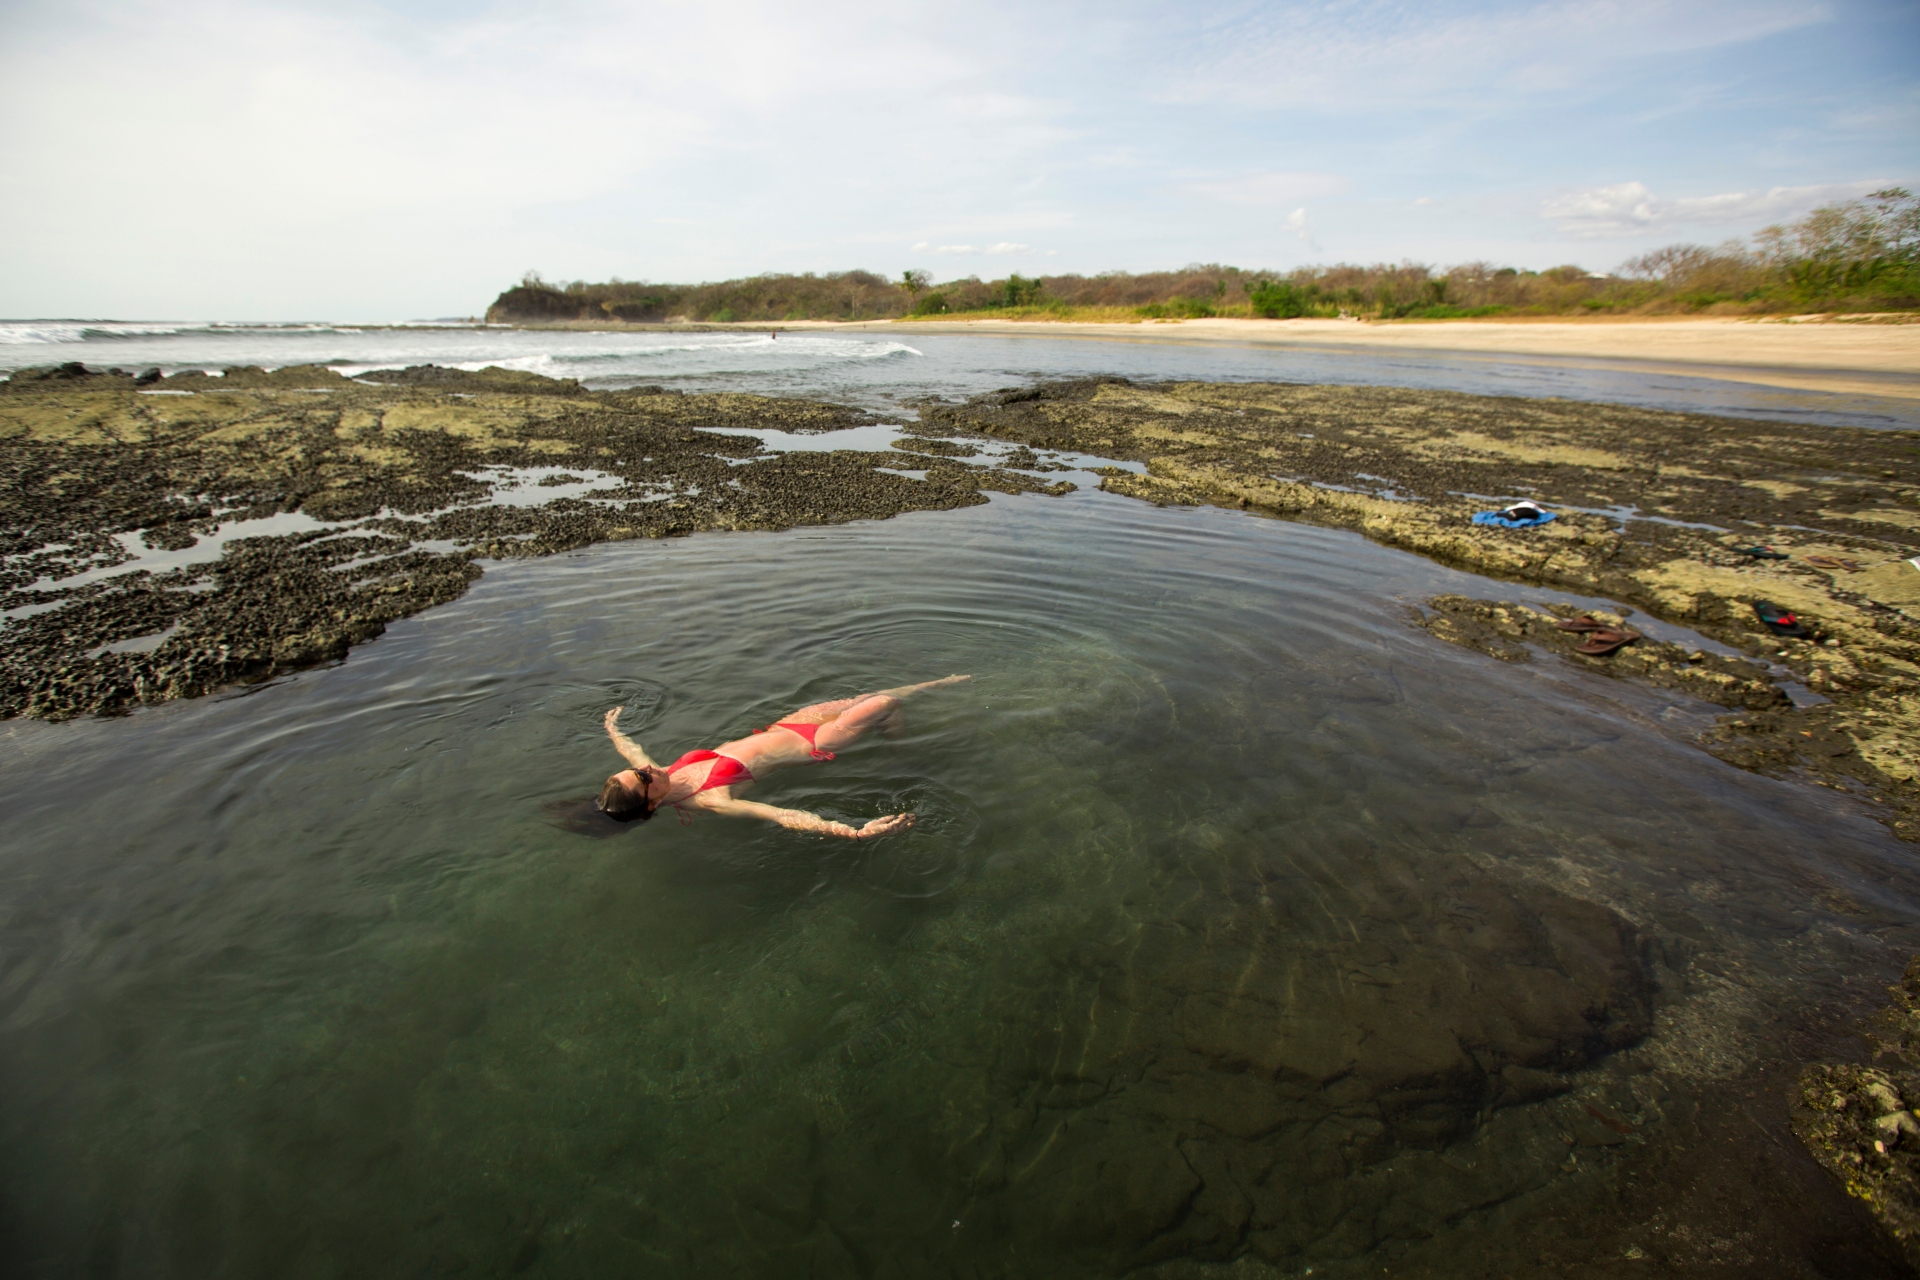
left=1753, top=600, right=1808, bottom=637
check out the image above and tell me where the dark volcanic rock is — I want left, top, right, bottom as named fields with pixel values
left=0, top=371, right=1068, bottom=719
left=930, top=377, right=1920, bottom=847
left=351, top=363, right=587, bottom=394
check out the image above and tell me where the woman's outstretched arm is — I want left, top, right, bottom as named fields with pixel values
left=700, top=795, right=914, bottom=840
left=603, top=707, right=660, bottom=769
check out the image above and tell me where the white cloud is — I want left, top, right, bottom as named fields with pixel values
left=0, top=0, right=1080, bottom=315
left=0, top=0, right=1907, bottom=315
left=1541, top=179, right=1889, bottom=237
left=1181, top=171, right=1351, bottom=207
left=1281, top=207, right=1321, bottom=254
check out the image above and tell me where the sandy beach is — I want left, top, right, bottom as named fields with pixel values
left=819, top=315, right=1920, bottom=400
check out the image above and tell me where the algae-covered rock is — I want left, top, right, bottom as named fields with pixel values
left=0, top=364, right=1069, bottom=719
left=931, top=378, right=1920, bottom=844
left=1412, top=594, right=1790, bottom=709
left=1796, top=955, right=1920, bottom=1268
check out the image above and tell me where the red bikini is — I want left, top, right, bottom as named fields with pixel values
left=667, top=722, right=834, bottom=796
left=667, top=750, right=753, bottom=792
left=769, top=721, right=836, bottom=760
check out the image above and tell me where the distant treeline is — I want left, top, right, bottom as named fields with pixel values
left=487, top=189, right=1918, bottom=324
left=487, top=271, right=908, bottom=324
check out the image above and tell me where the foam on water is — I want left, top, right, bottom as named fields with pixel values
left=0, top=321, right=376, bottom=347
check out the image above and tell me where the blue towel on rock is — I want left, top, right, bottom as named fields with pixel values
left=1472, top=510, right=1556, bottom=529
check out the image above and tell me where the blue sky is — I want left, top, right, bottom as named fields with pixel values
left=1, top=0, right=1915, bottom=318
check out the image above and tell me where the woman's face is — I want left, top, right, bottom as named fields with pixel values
left=618, top=767, right=664, bottom=807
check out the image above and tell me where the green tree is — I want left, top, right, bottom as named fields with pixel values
left=1248, top=279, right=1310, bottom=318
left=992, top=274, right=1043, bottom=308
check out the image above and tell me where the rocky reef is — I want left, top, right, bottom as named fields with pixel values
left=1796, top=957, right=1920, bottom=1269
left=924, top=377, right=1920, bottom=846
left=0, top=362, right=1067, bottom=720
left=916, top=377, right=1920, bottom=1261
left=12, top=363, right=1920, bottom=1269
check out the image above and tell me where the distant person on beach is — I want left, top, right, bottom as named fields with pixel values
left=596, top=676, right=970, bottom=837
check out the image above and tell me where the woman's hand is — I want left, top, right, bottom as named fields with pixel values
left=851, top=812, right=915, bottom=839
left=604, top=706, right=623, bottom=733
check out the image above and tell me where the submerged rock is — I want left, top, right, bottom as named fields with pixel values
left=1797, top=956, right=1920, bottom=1268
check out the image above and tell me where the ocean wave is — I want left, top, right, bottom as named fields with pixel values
left=332, top=337, right=921, bottom=382
left=837, top=340, right=921, bottom=360
left=593, top=338, right=773, bottom=359
left=0, top=321, right=205, bottom=345
left=450, top=354, right=562, bottom=374
left=0, top=321, right=386, bottom=346
left=600, top=335, right=921, bottom=362
left=0, top=325, right=90, bottom=346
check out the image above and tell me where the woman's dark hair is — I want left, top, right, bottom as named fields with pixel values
left=596, top=769, right=655, bottom=822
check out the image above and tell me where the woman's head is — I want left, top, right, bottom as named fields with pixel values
left=596, top=767, right=656, bottom=822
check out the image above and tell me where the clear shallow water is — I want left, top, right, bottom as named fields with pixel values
left=2, top=319, right=1915, bottom=429
left=1, top=488, right=1913, bottom=1276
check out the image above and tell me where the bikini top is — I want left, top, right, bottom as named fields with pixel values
left=667, top=750, right=753, bottom=792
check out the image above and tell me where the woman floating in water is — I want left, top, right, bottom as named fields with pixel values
left=597, top=676, right=970, bottom=837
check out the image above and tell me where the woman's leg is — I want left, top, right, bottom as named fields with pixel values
left=809, top=693, right=901, bottom=753
left=776, top=696, right=863, bottom=726
left=778, top=677, right=966, bottom=749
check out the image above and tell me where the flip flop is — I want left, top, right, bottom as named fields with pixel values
left=1736, top=546, right=1789, bottom=560
left=1554, top=615, right=1607, bottom=632
left=1753, top=600, right=1808, bottom=637
left=1574, top=627, right=1640, bottom=656
left=1803, top=555, right=1861, bottom=572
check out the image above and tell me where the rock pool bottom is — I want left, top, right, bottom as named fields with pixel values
left=2, top=487, right=1916, bottom=1278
